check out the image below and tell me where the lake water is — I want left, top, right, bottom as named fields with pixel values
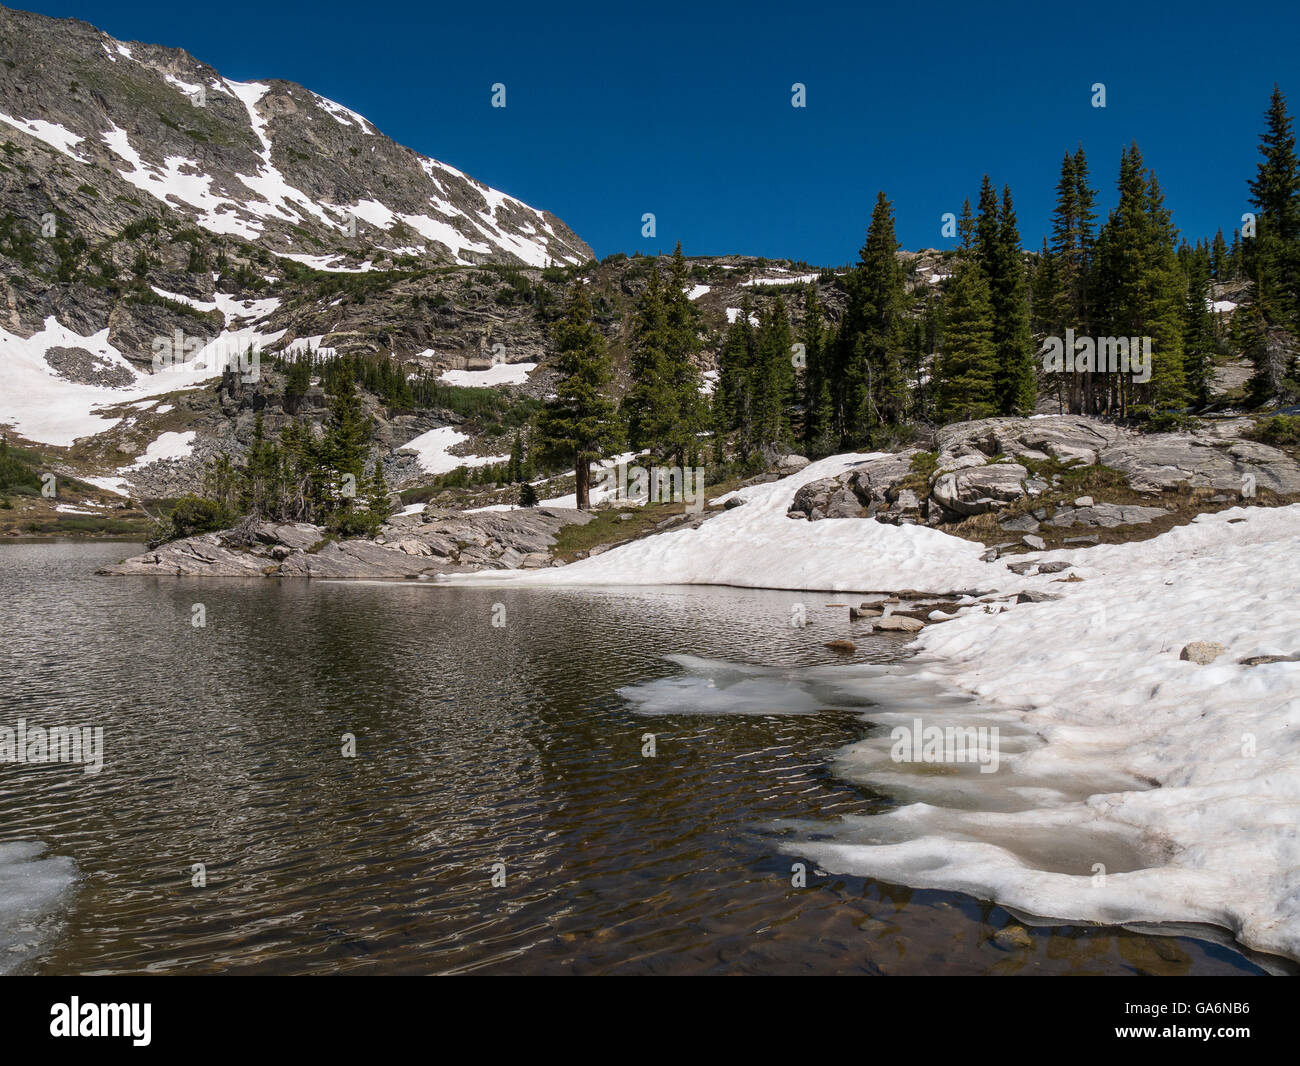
left=0, top=542, right=1270, bottom=974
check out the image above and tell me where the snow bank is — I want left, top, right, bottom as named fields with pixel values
left=0, top=111, right=88, bottom=162
left=126, top=431, right=196, bottom=469
left=0, top=314, right=283, bottom=447
left=437, top=362, right=536, bottom=387
left=444, top=452, right=991, bottom=592
left=798, top=504, right=1300, bottom=963
left=398, top=427, right=509, bottom=476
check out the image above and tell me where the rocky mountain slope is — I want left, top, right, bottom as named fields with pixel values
left=0, top=5, right=590, bottom=270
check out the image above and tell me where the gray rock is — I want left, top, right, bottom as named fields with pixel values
left=1100, top=435, right=1300, bottom=495
left=932, top=463, right=1028, bottom=516
left=1022, top=534, right=1046, bottom=550
left=777, top=453, right=811, bottom=473
left=998, top=514, right=1040, bottom=533
left=1036, top=561, right=1073, bottom=574
left=1046, top=503, right=1169, bottom=529
left=873, top=615, right=925, bottom=632
left=1180, top=642, right=1227, bottom=665
left=1073, top=496, right=1094, bottom=507
left=1016, top=590, right=1062, bottom=603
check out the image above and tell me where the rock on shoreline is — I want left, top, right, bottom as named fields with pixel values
left=98, top=507, right=594, bottom=578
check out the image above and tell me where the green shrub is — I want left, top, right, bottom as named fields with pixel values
left=1249, top=414, right=1300, bottom=447
left=150, top=495, right=230, bottom=546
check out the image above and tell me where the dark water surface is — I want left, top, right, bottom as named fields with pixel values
left=0, top=542, right=1266, bottom=974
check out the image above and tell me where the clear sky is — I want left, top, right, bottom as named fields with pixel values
left=14, top=0, right=1300, bottom=264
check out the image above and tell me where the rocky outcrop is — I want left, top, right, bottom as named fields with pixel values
left=936, top=416, right=1126, bottom=469
left=783, top=415, right=1300, bottom=539
left=1098, top=437, right=1300, bottom=495
left=99, top=507, right=594, bottom=577
left=931, top=462, right=1029, bottom=517
left=1044, top=502, right=1171, bottom=528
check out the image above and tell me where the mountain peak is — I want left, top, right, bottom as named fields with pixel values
left=0, top=3, right=592, bottom=268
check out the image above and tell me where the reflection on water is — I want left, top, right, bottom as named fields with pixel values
left=0, top=542, right=1269, bottom=974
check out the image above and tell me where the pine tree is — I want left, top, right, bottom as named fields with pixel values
left=661, top=242, right=705, bottom=466
left=991, top=185, right=1037, bottom=414
left=800, top=283, right=832, bottom=452
left=1182, top=254, right=1216, bottom=407
left=624, top=257, right=669, bottom=452
left=536, top=283, right=622, bottom=509
left=624, top=245, right=702, bottom=465
left=935, top=260, right=998, bottom=423
left=1092, top=143, right=1186, bottom=415
left=837, top=192, right=909, bottom=441
left=366, top=454, right=392, bottom=527
left=1247, top=85, right=1300, bottom=327
left=241, top=411, right=282, bottom=517
left=1210, top=229, right=1228, bottom=281
left=323, top=361, right=374, bottom=511
left=716, top=300, right=756, bottom=443
left=957, top=198, right=976, bottom=251
left=974, top=175, right=1000, bottom=276
left=750, top=296, right=794, bottom=450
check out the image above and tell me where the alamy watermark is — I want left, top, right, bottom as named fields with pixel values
left=890, top=718, right=1000, bottom=773
left=1041, top=330, right=1151, bottom=384
left=151, top=329, right=260, bottom=383
left=592, top=462, right=706, bottom=513
left=1, top=718, right=104, bottom=774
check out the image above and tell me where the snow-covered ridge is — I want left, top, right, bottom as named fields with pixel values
left=0, top=13, right=591, bottom=268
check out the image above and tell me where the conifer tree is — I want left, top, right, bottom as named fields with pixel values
left=1092, top=143, right=1186, bottom=414
left=1182, top=254, right=1216, bottom=407
left=935, top=260, right=998, bottom=423
left=662, top=243, right=705, bottom=466
left=1247, top=85, right=1300, bottom=327
left=1210, top=229, right=1228, bottom=281
left=837, top=192, right=909, bottom=440
left=323, top=364, right=374, bottom=514
left=716, top=299, right=756, bottom=443
left=366, top=454, right=392, bottom=527
left=750, top=296, right=794, bottom=450
left=991, top=186, right=1037, bottom=414
left=624, top=257, right=669, bottom=452
left=536, top=283, right=622, bottom=509
left=800, top=283, right=834, bottom=452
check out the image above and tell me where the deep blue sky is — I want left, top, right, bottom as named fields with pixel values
left=16, top=0, right=1300, bottom=264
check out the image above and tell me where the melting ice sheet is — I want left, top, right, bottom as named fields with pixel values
left=0, top=841, right=78, bottom=973
left=619, top=653, right=1300, bottom=966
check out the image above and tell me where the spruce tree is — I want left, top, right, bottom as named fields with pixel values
left=1247, top=85, right=1300, bottom=327
left=935, top=260, right=998, bottom=423
left=662, top=242, right=705, bottom=466
left=536, top=283, right=622, bottom=509
left=991, top=186, right=1037, bottom=414
left=624, top=258, right=669, bottom=453
left=323, top=364, right=374, bottom=514
left=838, top=192, right=909, bottom=441
left=750, top=296, right=794, bottom=451
left=1182, top=254, right=1216, bottom=407
left=717, top=300, right=756, bottom=445
left=366, top=454, right=393, bottom=527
